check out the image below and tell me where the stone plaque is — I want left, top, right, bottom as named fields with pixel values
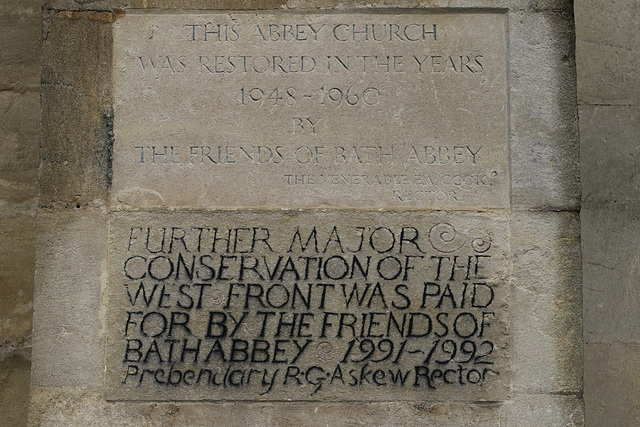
left=106, top=211, right=509, bottom=401
left=112, top=12, right=508, bottom=209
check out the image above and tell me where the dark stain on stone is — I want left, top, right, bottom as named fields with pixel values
left=102, top=108, right=114, bottom=189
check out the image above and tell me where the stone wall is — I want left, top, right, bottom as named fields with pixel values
left=0, top=0, right=637, bottom=426
left=0, top=0, right=40, bottom=426
left=576, top=0, right=640, bottom=425
left=30, top=1, right=584, bottom=425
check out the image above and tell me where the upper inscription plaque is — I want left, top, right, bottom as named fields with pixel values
left=112, top=12, right=508, bottom=209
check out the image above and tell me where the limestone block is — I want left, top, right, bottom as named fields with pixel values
left=582, top=203, right=640, bottom=343
left=580, top=106, right=640, bottom=204
left=510, top=211, right=582, bottom=393
left=31, top=212, right=107, bottom=387
left=575, top=0, right=640, bottom=105
left=40, top=11, right=113, bottom=208
left=584, top=341, right=640, bottom=427
left=0, top=215, right=36, bottom=344
left=576, top=41, right=640, bottom=106
left=509, top=11, right=580, bottom=210
left=0, top=0, right=41, bottom=14
left=0, top=347, right=31, bottom=427
left=0, top=6, right=41, bottom=91
left=0, top=90, right=39, bottom=210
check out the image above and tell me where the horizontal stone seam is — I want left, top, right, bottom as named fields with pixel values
left=47, top=8, right=122, bottom=14
left=43, top=206, right=582, bottom=210
left=41, top=80, right=89, bottom=95
left=0, top=10, right=40, bottom=15
left=511, top=390, right=583, bottom=398
left=512, top=207, right=581, bottom=213
left=578, top=103, right=640, bottom=107
left=525, top=8, right=574, bottom=13
left=584, top=339, right=640, bottom=345
left=68, top=206, right=582, bottom=213
left=32, top=390, right=506, bottom=406
left=0, top=209, right=38, bottom=217
left=37, top=203, right=105, bottom=211
left=581, top=200, right=640, bottom=208
left=102, top=398, right=506, bottom=405
left=38, top=207, right=512, bottom=214
left=34, top=208, right=583, bottom=218
left=0, top=87, right=40, bottom=94
left=0, top=338, right=32, bottom=356
left=576, top=37, right=637, bottom=52
left=41, top=6, right=571, bottom=13
left=107, top=207, right=515, bottom=211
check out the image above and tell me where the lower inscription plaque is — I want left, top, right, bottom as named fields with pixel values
left=106, top=211, right=509, bottom=401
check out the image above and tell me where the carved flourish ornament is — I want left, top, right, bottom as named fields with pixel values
left=428, top=223, right=492, bottom=254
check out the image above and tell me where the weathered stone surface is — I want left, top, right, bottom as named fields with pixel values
left=43, top=0, right=573, bottom=12
left=0, top=0, right=41, bottom=14
left=0, top=215, right=36, bottom=345
left=576, top=40, right=640, bottom=106
left=575, top=0, right=640, bottom=424
left=0, top=2, right=42, bottom=426
left=580, top=106, right=640, bottom=204
left=112, top=12, right=509, bottom=210
left=107, top=210, right=509, bottom=401
left=509, top=11, right=580, bottom=210
left=584, top=341, right=640, bottom=427
left=510, top=211, right=582, bottom=393
left=40, top=11, right=113, bottom=208
left=0, top=90, right=39, bottom=210
left=31, top=386, right=503, bottom=426
left=31, top=212, right=107, bottom=387
left=0, top=6, right=41, bottom=91
left=0, top=347, right=31, bottom=427
left=575, top=0, right=640, bottom=105
left=582, top=204, right=640, bottom=343
left=500, top=394, right=584, bottom=426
